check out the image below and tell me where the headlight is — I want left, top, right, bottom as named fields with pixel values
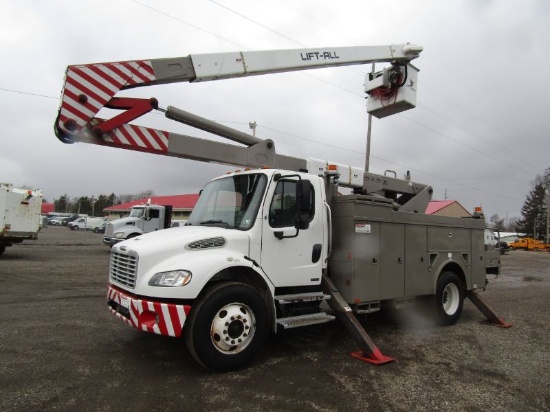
left=114, top=232, right=126, bottom=238
left=149, top=270, right=192, bottom=287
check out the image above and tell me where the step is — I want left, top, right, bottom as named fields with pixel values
left=277, top=312, right=335, bottom=329
left=275, top=292, right=331, bottom=304
left=354, top=301, right=381, bottom=315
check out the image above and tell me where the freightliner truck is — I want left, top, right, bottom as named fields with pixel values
left=103, top=202, right=172, bottom=247
left=54, top=43, right=508, bottom=371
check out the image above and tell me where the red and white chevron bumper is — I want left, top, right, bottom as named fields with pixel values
left=107, top=285, right=191, bottom=338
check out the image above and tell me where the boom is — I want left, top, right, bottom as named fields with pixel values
left=53, top=43, right=427, bottom=209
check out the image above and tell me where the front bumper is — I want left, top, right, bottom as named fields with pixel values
left=107, top=285, right=192, bottom=337
left=103, top=237, right=123, bottom=247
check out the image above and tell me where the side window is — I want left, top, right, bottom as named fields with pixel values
left=268, top=180, right=314, bottom=228
left=149, top=209, right=160, bottom=219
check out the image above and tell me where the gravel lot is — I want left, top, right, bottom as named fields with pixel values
left=1, top=226, right=549, bottom=412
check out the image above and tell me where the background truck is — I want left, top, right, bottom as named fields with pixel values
left=68, top=216, right=105, bottom=231
left=1, top=183, right=42, bottom=256
left=54, top=43, right=508, bottom=371
left=509, top=237, right=550, bottom=251
left=103, top=202, right=172, bottom=247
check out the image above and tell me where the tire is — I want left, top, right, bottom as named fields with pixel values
left=185, top=282, right=269, bottom=372
left=0, top=244, right=5, bottom=256
left=434, top=271, right=464, bottom=326
left=72, top=226, right=79, bottom=231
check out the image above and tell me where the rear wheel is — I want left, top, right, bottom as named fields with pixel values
left=435, top=271, right=464, bottom=326
left=0, top=244, right=5, bottom=256
left=185, top=282, right=269, bottom=372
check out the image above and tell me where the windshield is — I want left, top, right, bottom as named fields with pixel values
left=187, top=173, right=268, bottom=230
left=129, top=207, right=145, bottom=218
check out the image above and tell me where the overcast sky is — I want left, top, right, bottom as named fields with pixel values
left=1, top=0, right=549, bottom=223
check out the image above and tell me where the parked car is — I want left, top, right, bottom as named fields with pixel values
left=61, top=215, right=79, bottom=226
left=93, top=221, right=107, bottom=234
left=498, top=241, right=509, bottom=255
left=49, top=217, right=64, bottom=226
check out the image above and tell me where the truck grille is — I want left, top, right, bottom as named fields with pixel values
left=105, top=222, right=114, bottom=237
left=110, top=251, right=138, bottom=288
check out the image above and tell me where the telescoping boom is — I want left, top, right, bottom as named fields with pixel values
left=54, top=44, right=421, bottom=165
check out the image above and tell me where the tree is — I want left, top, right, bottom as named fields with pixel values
left=489, top=214, right=505, bottom=231
left=505, top=216, right=520, bottom=232
left=117, top=190, right=155, bottom=204
left=516, top=177, right=548, bottom=239
left=54, top=194, right=70, bottom=213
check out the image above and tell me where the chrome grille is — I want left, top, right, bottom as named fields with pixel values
left=105, top=222, right=114, bottom=237
left=110, top=251, right=138, bottom=288
left=187, top=237, right=226, bottom=250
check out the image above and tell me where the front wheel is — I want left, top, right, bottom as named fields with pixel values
left=185, top=282, right=269, bottom=372
left=435, top=271, right=464, bottom=326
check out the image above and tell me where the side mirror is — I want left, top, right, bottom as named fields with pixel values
left=295, top=180, right=311, bottom=230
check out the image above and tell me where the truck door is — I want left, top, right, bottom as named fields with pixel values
left=260, top=177, right=324, bottom=287
left=143, top=207, right=161, bottom=233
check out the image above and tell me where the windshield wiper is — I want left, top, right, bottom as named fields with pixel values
left=199, top=220, right=231, bottom=228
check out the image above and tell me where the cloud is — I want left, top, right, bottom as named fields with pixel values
left=1, top=0, right=548, bottom=222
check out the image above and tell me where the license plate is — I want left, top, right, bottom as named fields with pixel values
left=120, top=296, right=130, bottom=309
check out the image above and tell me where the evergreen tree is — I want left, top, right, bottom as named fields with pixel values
left=54, top=194, right=70, bottom=213
left=516, top=179, right=547, bottom=239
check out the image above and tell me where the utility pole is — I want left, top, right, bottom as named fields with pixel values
left=249, top=121, right=257, bottom=137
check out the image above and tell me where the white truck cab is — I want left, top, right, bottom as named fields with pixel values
left=103, top=203, right=172, bottom=247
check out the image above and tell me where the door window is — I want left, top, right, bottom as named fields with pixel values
left=268, top=180, right=314, bottom=228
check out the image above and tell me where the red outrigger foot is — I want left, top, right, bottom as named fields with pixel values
left=466, top=290, right=512, bottom=328
left=480, top=318, right=512, bottom=328
left=350, top=349, right=396, bottom=365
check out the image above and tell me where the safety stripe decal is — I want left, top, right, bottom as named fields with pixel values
left=58, top=60, right=155, bottom=134
left=103, top=124, right=169, bottom=153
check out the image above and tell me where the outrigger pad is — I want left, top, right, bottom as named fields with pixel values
left=480, top=318, right=512, bottom=328
left=350, top=350, right=396, bottom=365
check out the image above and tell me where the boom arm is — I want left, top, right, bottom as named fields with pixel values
left=53, top=43, right=427, bottom=209
left=54, top=43, right=421, bottom=143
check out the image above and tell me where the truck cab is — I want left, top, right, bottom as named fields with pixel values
left=109, top=169, right=325, bottom=297
left=103, top=203, right=172, bottom=247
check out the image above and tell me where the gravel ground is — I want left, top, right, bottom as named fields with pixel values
left=0, top=226, right=549, bottom=412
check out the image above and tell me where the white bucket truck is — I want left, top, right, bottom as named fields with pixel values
left=1, top=183, right=42, bottom=256
left=54, top=43, right=509, bottom=371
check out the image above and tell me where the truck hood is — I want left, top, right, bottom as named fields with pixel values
left=111, top=226, right=253, bottom=299
left=110, top=217, right=140, bottom=228
left=113, top=225, right=249, bottom=255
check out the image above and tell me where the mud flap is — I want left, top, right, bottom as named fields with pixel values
left=322, top=274, right=395, bottom=365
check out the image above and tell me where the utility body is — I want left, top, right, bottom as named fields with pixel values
left=54, top=43, right=508, bottom=371
left=509, top=237, right=550, bottom=251
left=103, top=202, right=172, bottom=247
left=0, top=183, right=42, bottom=256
